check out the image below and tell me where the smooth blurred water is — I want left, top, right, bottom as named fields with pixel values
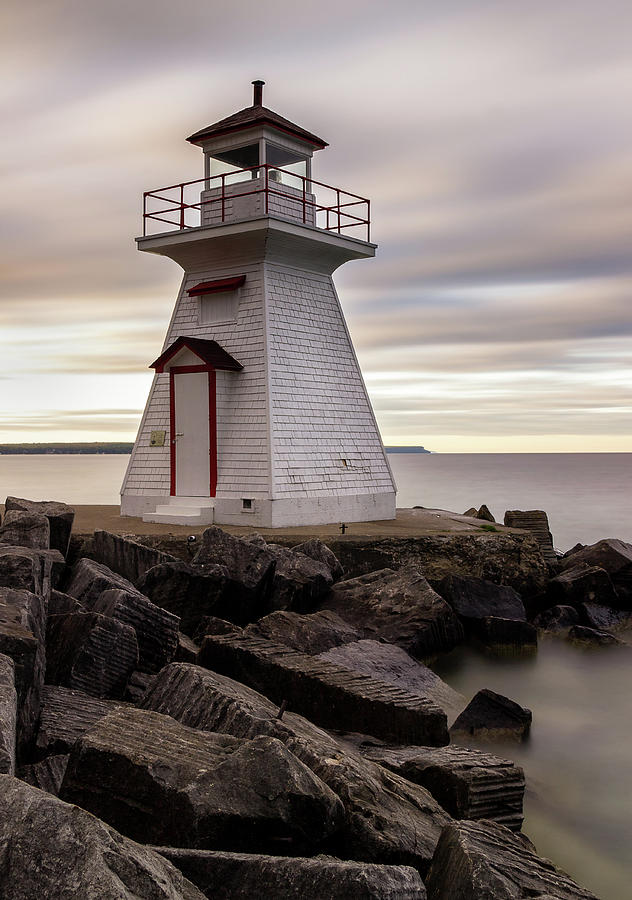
left=433, top=635, right=632, bottom=900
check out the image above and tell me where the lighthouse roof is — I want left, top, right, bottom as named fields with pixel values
left=186, top=103, right=328, bottom=150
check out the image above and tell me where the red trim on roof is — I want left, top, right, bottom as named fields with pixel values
left=151, top=336, right=243, bottom=373
left=187, top=275, right=246, bottom=296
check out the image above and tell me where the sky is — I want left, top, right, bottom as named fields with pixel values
left=1, top=0, right=631, bottom=452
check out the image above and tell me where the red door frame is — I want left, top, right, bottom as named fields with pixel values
left=169, top=364, right=217, bottom=497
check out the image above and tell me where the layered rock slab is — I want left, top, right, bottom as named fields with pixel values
left=0, top=775, right=205, bottom=899
left=35, top=684, right=127, bottom=757
left=437, top=574, right=526, bottom=628
left=0, top=510, right=50, bottom=550
left=141, top=663, right=452, bottom=873
left=362, top=745, right=525, bottom=831
left=154, top=848, right=427, bottom=899
left=19, top=752, right=69, bottom=796
left=0, top=652, right=17, bottom=774
left=243, top=535, right=333, bottom=613
left=451, top=689, right=532, bottom=743
left=61, top=706, right=344, bottom=854
left=245, top=609, right=361, bottom=655
left=92, top=529, right=179, bottom=583
left=559, top=538, right=632, bottom=606
left=425, top=819, right=597, bottom=899
left=199, top=632, right=449, bottom=746
left=63, top=557, right=141, bottom=608
left=321, top=566, right=464, bottom=659
left=5, top=495, right=74, bottom=556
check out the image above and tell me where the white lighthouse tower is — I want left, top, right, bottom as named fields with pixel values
left=121, top=82, right=396, bottom=527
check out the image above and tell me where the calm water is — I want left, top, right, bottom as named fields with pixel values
left=0, top=451, right=630, bottom=898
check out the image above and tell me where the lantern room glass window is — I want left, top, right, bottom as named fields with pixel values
left=210, top=143, right=260, bottom=184
left=265, top=143, right=308, bottom=187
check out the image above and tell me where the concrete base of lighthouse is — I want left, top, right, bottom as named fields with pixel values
left=121, top=491, right=396, bottom=528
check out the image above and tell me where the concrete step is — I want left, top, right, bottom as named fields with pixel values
left=142, top=501, right=215, bottom=526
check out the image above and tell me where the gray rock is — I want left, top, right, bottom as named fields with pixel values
left=362, top=745, right=525, bottom=831
left=437, top=574, right=526, bottom=628
left=451, top=689, right=532, bottom=743
left=533, top=605, right=579, bottom=631
left=475, top=617, right=538, bottom=654
left=559, top=538, right=632, bottom=607
left=194, top=616, right=243, bottom=642
left=425, top=819, right=598, bottom=899
left=0, top=653, right=17, bottom=774
left=175, top=632, right=199, bottom=663
left=319, top=639, right=465, bottom=726
left=322, top=566, right=464, bottom=659
left=463, top=508, right=478, bottom=518
left=93, top=587, right=179, bottom=674
left=35, top=684, right=128, bottom=757
left=245, top=609, right=361, bottom=655
left=64, top=557, right=141, bottom=608
left=567, top=625, right=629, bottom=648
left=0, top=775, right=205, bottom=899
left=0, top=545, right=47, bottom=596
left=142, top=663, right=452, bottom=873
left=0, top=587, right=46, bottom=756
left=199, top=632, right=449, bottom=746
left=0, top=510, right=50, bottom=550
left=548, top=565, right=619, bottom=609
left=476, top=504, right=495, bottom=522
left=61, top=706, right=344, bottom=854
left=124, top=670, right=156, bottom=703
left=579, top=602, right=632, bottom=631
left=293, top=538, right=344, bottom=580
left=46, top=610, right=138, bottom=699
left=18, top=753, right=69, bottom=795
left=5, top=495, right=74, bottom=556
left=192, top=526, right=276, bottom=613
left=257, top=541, right=333, bottom=613
left=503, top=509, right=557, bottom=564
left=153, top=848, right=427, bottom=898
left=92, top=529, right=179, bottom=583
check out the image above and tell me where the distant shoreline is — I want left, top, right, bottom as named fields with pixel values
left=0, top=443, right=432, bottom=455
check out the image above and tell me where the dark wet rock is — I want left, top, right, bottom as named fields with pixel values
left=245, top=609, right=361, bottom=655
left=425, top=819, right=598, bottom=899
left=35, top=684, right=128, bottom=757
left=192, top=525, right=276, bottom=609
left=92, top=528, right=179, bottom=583
left=124, top=670, right=156, bottom=703
left=154, top=848, right=427, bottom=899
left=46, top=610, right=138, bottom=699
left=93, top=587, right=179, bottom=674
left=18, top=753, right=69, bottom=795
left=567, top=625, right=629, bottom=648
left=0, top=545, right=51, bottom=596
left=319, top=639, right=465, bottom=726
left=462, top=507, right=478, bottom=517
left=199, top=632, right=449, bottom=747
left=50, top=588, right=84, bottom=616
left=5, top=496, right=74, bottom=557
left=475, top=617, right=537, bottom=654
left=0, top=510, right=50, bottom=550
left=548, top=565, right=619, bottom=610
left=578, top=602, right=632, bottom=631
left=293, top=538, right=345, bottom=581
left=0, top=587, right=46, bottom=756
left=259, top=542, right=333, bottom=613
left=321, top=566, right=464, bottom=659
left=563, top=542, right=585, bottom=559
left=559, top=538, right=632, bottom=607
left=64, top=557, right=141, bottom=608
left=0, top=653, right=16, bottom=774
left=533, top=605, right=580, bottom=631
left=193, top=615, right=243, bottom=642
left=0, top=775, right=206, bottom=899
left=450, top=689, right=532, bottom=743
left=61, top=706, right=344, bottom=854
left=137, top=561, right=260, bottom=636
left=476, top=504, right=495, bottom=522
left=437, top=574, right=526, bottom=630
left=362, top=745, right=525, bottom=831
left=176, top=632, right=199, bottom=663
left=503, top=509, right=557, bottom=564
left=142, top=663, right=452, bottom=872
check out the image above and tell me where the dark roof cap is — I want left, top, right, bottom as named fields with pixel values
left=187, top=104, right=328, bottom=150
left=150, top=336, right=243, bottom=373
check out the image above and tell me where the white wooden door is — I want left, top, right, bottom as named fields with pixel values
left=173, top=371, right=209, bottom=496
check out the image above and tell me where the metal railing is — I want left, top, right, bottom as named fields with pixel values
left=142, top=164, right=371, bottom=241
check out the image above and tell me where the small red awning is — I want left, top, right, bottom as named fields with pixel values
left=150, top=336, right=243, bottom=373
left=187, top=275, right=246, bottom=296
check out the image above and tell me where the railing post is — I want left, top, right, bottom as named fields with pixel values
left=143, top=192, right=147, bottom=236
left=367, top=200, right=371, bottom=242
left=179, top=185, right=185, bottom=229
left=336, top=189, right=341, bottom=234
left=265, top=166, right=269, bottom=215
left=302, top=175, right=306, bottom=224
left=222, top=174, right=225, bottom=223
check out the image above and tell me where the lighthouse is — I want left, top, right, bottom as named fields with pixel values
left=121, top=82, right=396, bottom=527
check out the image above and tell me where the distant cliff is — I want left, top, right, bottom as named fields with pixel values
left=385, top=446, right=431, bottom=454
left=0, top=443, right=133, bottom=455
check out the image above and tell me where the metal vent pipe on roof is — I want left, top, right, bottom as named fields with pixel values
left=252, top=79, right=265, bottom=106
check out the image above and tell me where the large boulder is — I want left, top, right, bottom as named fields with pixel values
left=503, top=509, right=557, bottom=564
left=0, top=775, right=205, bottom=899
left=559, top=538, right=632, bottom=607
left=192, top=526, right=276, bottom=612
left=0, top=587, right=46, bottom=756
left=154, top=848, right=426, bottom=899
left=425, top=819, right=597, bottom=899
left=18, top=753, right=69, bottom=796
left=362, top=745, right=525, bottom=831
left=547, top=565, right=619, bottom=609
left=46, top=610, right=138, bottom=699
left=5, top=496, right=74, bottom=556
left=0, top=653, right=17, bottom=774
left=533, top=605, right=580, bottom=632
left=0, top=510, right=50, bottom=550
left=243, top=537, right=333, bottom=613
left=92, top=588, right=179, bottom=674
left=293, top=538, right=344, bottom=580
left=475, top=617, right=537, bottom=655
left=0, top=545, right=58, bottom=597
left=437, top=574, right=526, bottom=629
left=578, top=602, right=632, bottom=632
left=63, top=557, right=141, bottom=608
left=199, top=632, right=449, bottom=746
left=245, top=609, right=361, bottom=655
left=92, top=529, right=179, bottom=583
left=319, top=639, right=465, bottom=725
left=321, top=566, right=464, bottom=659
left=35, top=685, right=128, bottom=758
left=61, top=706, right=344, bottom=854
left=142, top=663, right=452, bottom=873
left=567, top=625, right=629, bottom=649
left=450, top=689, right=532, bottom=743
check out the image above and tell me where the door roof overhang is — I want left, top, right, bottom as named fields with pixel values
left=150, top=336, right=243, bottom=373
